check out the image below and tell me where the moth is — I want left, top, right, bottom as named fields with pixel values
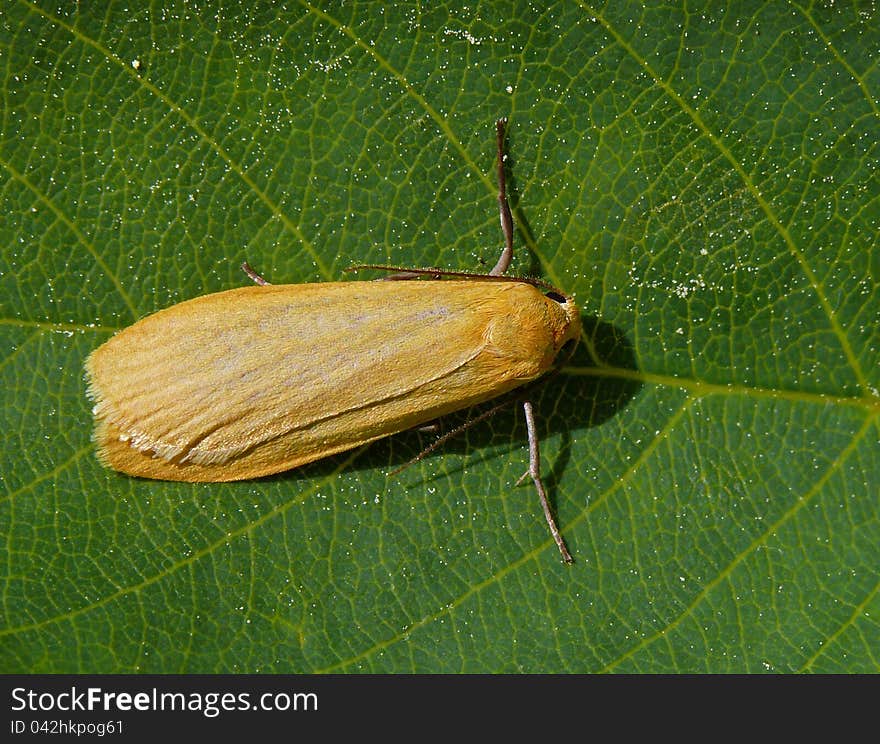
left=86, top=120, right=581, bottom=562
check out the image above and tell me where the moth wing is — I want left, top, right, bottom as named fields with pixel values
left=86, top=281, right=506, bottom=469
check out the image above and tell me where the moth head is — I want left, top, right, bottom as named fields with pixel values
left=542, top=288, right=581, bottom=362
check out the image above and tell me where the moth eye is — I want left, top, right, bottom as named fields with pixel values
left=559, top=339, right=577, bottom=357
left=544, top=291, right=567, bottom=304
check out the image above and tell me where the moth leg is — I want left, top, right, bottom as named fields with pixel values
left=492, top=121, right=571, bottom=562
left=517, top=400, right=573, bottom=564
left=375, top=270, right=435, bottom=281
left=388, top=399, right=511, bottom=476
left=490, top=117, right=514, bottom=277
left=372, top=119, right=512, bottom=280
left=241, top=261, right=270, bottom=286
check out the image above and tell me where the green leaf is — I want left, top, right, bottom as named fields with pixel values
left=1, top=0, right=877, bottom=673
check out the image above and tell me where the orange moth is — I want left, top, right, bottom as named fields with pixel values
left=86, top=120, right=581, bottom=562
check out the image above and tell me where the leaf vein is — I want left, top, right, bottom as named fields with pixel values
left=577, top=0, right=869, bottom=393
